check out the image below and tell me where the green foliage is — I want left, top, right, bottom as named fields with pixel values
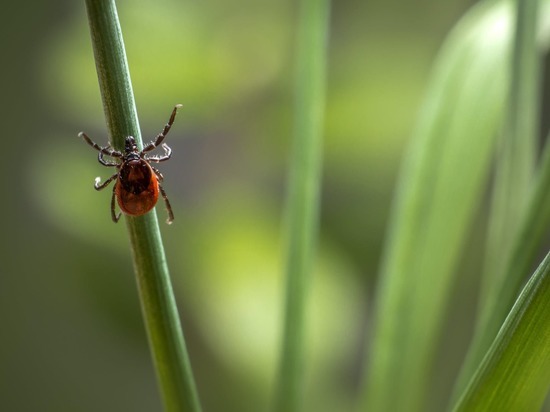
left=359, top=0, right=550, bottom=411
left=453, top=0, right=544, bottom=399
left=359, top=1, right=510, bottom=410
left=26, top=0, right=550, bottom=410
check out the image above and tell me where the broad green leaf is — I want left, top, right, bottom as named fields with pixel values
left=452, top=251, right=550, bottom=412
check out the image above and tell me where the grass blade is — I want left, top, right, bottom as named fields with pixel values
left=452, top=0, right=543, bottom=398
left=452, top=251, right=550, bottom=412
left=482, top=0, right=539, bottom=298
left=83, top=1, right=202, bottom=411
left=272, top=0, right=330, bottom=411
left=358, top=2, right=512, bottom=411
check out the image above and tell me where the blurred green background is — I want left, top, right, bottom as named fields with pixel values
left=0, top=0, right=480, bottom=411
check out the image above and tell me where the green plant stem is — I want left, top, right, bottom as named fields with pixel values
left=273, top=0, right=330, bottom=411
left=84, top=1, right=202, bottom=411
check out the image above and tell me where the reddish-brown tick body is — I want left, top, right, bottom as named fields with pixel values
left=79, top=105, right=181, bottom=224
left=116, top=157, right=159, bottom=216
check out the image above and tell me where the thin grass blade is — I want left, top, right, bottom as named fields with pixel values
left=83, top=1, right=202, bottom=411
left=272, top=0, right=330, bottom=411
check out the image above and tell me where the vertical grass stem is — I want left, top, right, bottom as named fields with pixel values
left=84, top=1, right=202, bottom=411
left=273, top=0, right=330, bottom=411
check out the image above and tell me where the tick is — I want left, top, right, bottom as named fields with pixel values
left=79, top=104, right=182, bottom=224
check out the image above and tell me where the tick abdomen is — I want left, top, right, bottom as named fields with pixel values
left=116, top=159, right=159, bottom=215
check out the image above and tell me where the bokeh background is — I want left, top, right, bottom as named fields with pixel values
left=0, top=0, right=483, bottom=411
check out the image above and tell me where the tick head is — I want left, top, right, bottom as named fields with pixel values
left=125, top=136, right=138, bottom=154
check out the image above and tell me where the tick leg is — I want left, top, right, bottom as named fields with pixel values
left=143, top=104, right=182, bottom=152
left=158, top=183, right=175, bottom=224
left=79, top=132, right=123, bottom=158
left=98, top=151, right=120, bottom=167
left=151, top=166, right=164, bottom=181
left=146, top=144, right=172, bottom=162
left=94, top=172, right=118, bottom=190
left=111, top=185, right=122, bottom=223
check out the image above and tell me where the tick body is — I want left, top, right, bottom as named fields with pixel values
left=116, top=157, right=159, bottom=216
left=79, top=104, right=181, bottom=224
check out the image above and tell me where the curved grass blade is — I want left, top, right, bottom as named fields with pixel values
left=358, top=2, right=513, bottom=411
left=452, top=0, right=549, bottom=399
left=452, top=251, right=550, bottom=412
